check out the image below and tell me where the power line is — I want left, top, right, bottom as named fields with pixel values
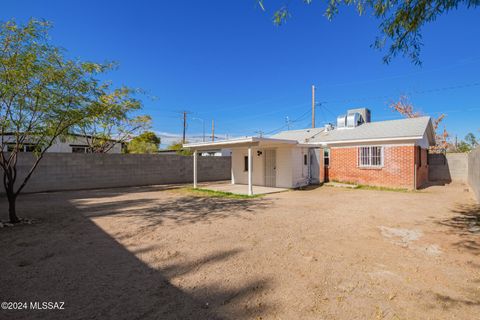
left=320, top=81, right=480, bottom=106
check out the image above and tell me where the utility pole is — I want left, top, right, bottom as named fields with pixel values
left=211, top=119, right=215, bottom=142
left=311, top=84, right=315, bottom=128
left=285, top=116, right=291, bottom=130
left=182, top=111, right=187, bottom=144
left=255, top=130, right=264, bottom=137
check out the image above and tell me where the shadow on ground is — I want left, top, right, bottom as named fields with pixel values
left=71, top=188, right=271, bottom=229
left=438, top=203, right=480, bottom=255
left=0, top=186, right=273, bottom=320
left=418, top=180, right=451, bottom=189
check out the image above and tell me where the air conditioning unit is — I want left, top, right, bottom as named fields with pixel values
left=336, top=115, right=346, bottom=128
left=347, top=112, right=362, bottom=127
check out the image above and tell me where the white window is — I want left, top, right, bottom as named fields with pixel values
left=358, top=146, right=383, bottom=168
left=6, top=143, right=37, bottom=152
left=71, top=145, right=91, bottom=153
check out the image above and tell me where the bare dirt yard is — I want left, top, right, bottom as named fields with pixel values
left=1, top=182, right=479, bottom=319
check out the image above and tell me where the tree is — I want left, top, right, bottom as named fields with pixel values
left=127, top=131, right=161, bottom=154
left=0, top=19, right=142, bottom=223
left=464, top=132, right=478, bottom=148
left=456, top=141, right=472, bottom=153
left=73, top=87, right=151, bottom=153
left=167, top=141, right=193, bottom=156
left=390, top=95, right=448, bottom=152
left=257, top=0, right=479, bottom=65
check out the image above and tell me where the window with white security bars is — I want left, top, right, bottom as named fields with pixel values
left=358, top=146, right=383, bottom=168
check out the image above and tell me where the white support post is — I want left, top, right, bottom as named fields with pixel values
left=193, top=150, right=198, bottom=189
left=231, top=165, right=235, bottom=184
left=248, top=147, right=253, bottom=195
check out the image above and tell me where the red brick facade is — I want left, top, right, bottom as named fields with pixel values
left=327, top=145, right=428, bottom=189
left=415, top=146, right=429, bottom=188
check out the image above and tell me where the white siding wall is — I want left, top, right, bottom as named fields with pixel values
left=415, top=132, right=431, bottom=149
left=291, top=147, right=310, bottom=188
left=231, top=147, right=265, bottom=186
left=231, top=146, right=310, bottom=188
left=1, top=136, right=123, bottom=153
left=275, top=147, right=293, bottom=188
left=47, top=137, right=123, bottom=153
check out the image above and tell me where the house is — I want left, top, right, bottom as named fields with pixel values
left=184, top=108, right=435, bottom=194
left=199, top=149, right=231, bottom=157
left=157, top=148, right=231, bottom=156
left=1, top=134, right=123, bottom=153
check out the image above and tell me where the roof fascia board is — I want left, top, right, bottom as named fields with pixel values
left=184, top=137, right=297, bottom=149
left=305, top=135, right=424, bottom=146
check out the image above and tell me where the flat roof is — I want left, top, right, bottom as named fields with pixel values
left=183, top=137, right=297, bottom=150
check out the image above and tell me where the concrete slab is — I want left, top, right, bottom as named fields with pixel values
left=198, top=182, right=288, bottom=195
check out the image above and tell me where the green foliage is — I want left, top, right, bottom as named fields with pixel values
left=167, top=141, right=193, bottom=156
left=453, top=133, right=478, bottom=153
left=184, top=187, right=263, bottom=199
left=0, top=19, right=145, bottom=221
left=465, top=132, right=478, bottom=148
left=134, top=131, right=161, bottom=145
left=127, top=131, right=160, bottom=154
left=354, top=184, right=412, bottom=193
left=456, top=141, right=472, bottom=153
left=127, top=140, right=158, bottom=154
left=258, top=0, right=479, bottom=65
left=73, top=87, right=151, bottom=153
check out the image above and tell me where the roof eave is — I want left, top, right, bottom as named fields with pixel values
left=305, top=135, right=425, bottom=146
left=183, top=137, right=297, bottom=149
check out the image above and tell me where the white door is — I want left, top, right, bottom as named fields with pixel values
left=309, top=148, right=321, bottom=184
left=264, top=149, right=276, bottom=187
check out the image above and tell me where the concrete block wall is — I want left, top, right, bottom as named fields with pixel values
left=428, top=153, right=468, bottom=182
left=468, top=147, right=480, bottom=203
left=5, top=153, right=231, bottom=194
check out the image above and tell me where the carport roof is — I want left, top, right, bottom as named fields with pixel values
left=183, top=137, right=297, bottom=150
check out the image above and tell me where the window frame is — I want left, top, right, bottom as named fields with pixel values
left=70, top=145, right=91, bottom=153
left=357, top=146, right=384, bottom=168
left=243, top=155, right=248, bottom=172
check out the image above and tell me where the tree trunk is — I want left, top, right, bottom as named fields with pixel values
left=7, top=193, right=19, bottom=224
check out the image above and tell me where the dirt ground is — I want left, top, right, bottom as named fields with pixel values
left=1, top=182, right=479, bottom=319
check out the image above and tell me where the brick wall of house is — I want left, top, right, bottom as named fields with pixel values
left=415, top=147, right=429, bottom=188
left=328, top=145, right=416, bottom=189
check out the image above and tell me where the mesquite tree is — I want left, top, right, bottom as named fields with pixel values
left=0, top=19, right=142, bottom=223
left=74, top=87, right=151, bottom=153
left=258, top=0, right=480, bottom=64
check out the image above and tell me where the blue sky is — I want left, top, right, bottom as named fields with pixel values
left=2, top=1, right=480, bottom=147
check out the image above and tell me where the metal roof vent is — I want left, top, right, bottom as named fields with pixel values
left=324, top=123, right=334, bottom=131
left=337, top=115, right=346, bottom=128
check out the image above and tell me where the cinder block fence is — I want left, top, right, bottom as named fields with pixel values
left=428, top=150, right=480, bottom=203
left=2, top=153, right=231, bottom=194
